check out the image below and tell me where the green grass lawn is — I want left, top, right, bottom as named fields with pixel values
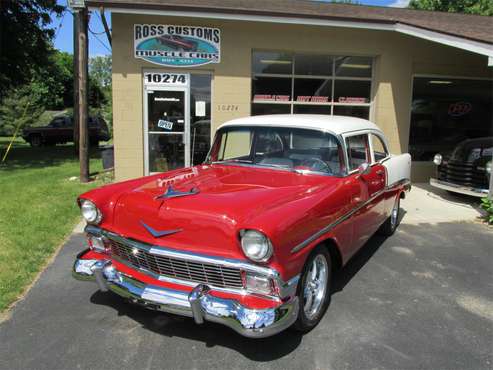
left=0, top=137, right=109, bottom=311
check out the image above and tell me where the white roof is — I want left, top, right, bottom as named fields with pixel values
left=218, top=115, right=382, bottom=136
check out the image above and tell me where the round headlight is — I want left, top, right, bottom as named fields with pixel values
left=240, top=230, right=273, bottom=262
left=433, top=153, right=442, bottom=166
left=80, top=199, right=102, bottom=224
left=486, top=161, right=492, bottom=174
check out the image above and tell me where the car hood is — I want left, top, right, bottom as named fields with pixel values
left=109, top=164, right=340, bottom=258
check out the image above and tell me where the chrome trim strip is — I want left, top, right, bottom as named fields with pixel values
left=290, top=180, right=410, bottom=254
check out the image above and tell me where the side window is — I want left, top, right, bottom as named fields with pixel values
left=370, top=134, right=389, bottom=162
left=255, top=131, right=283, bottom=156
left=217, top=130, right=253, bottom=160
left=345, top=134, right=370, bottom=171
left=50, top=118, right=64, bottom=128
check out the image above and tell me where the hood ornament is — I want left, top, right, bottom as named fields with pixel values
left=140, top=221, right=182, bottom=238
left=155, top=185, right=199, bottom=200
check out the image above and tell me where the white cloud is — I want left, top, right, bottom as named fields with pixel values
left=389, top=0, right=411, bottom=7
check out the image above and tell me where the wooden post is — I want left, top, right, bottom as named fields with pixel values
left=74, top=8, right=89, bottom=182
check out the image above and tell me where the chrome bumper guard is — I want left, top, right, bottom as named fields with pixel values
left=73, top=252, right=299, bottom=338
left=430, top=178, right=489, bottom=198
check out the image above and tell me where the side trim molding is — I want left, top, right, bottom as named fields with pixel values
left=290, top=179, right=410, bottom=254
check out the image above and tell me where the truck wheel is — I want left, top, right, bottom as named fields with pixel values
left=293, top=246, right=332, bottom=333
left=378, top=196, right=400, bottom=236
left=29, top=135, right=42, bottom=147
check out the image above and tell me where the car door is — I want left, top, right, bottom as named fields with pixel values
left=369, top=132, right=394, bottom=222
left=48, top=117, right=64, bottom=143
left=344, top=132, right=387, bottom=252
left=344, top=133, right=373, bottom=254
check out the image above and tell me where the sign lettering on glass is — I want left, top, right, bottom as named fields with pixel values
left=135, top=24, right=221, bottom=67
left=253, top=95, right=290, bottom=102
left=297, top=96, right=330, bottom=103
left=338, top=97, right=367, bottom=103
left=144, top=73, right=187, bottom=86
left=157, top=119, right=174, bottom=130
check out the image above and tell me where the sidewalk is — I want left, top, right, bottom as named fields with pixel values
left=401, top=183, right=482, bottom=225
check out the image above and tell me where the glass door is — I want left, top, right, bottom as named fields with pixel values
left=145, top=88, right=189, bottom=173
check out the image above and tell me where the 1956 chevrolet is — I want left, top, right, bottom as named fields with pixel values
left=73, top=115, right=411, bottom=338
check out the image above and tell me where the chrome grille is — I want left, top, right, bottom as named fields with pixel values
left=109, top=239, right=244, bottom=289
left=438, top=160, right=489, bottom=189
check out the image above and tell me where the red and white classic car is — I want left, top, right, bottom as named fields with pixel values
left=73, top=115, right=411, bottom=338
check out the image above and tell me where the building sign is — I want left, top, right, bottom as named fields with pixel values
left=144, top=72, right=188, bottom=86
left=135, top=24, right=220, bottom=67
left=448, top=101, right=472, bottom=117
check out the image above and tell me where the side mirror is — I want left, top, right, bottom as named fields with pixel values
left=357, top=162, right=371, bottom=175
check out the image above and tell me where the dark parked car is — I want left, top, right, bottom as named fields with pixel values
left=430, top=137, right=492, bottom=197
left=22, top=115, right=110, bottom=147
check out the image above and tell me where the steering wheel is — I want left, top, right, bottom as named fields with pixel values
left=299, top=158, right=332, bottom=174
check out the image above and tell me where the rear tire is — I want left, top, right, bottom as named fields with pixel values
left=378, top=196, right=400, bottom=236
left=293, top=246, right=332, bottom=333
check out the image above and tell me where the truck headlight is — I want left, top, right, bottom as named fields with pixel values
left=240, top=230, right=273, bottom=263
left=80, top=199, right=102, bottom=224
left=486, top=161, right=492, bottom=174
left=433, top=153, right=442, bottom=165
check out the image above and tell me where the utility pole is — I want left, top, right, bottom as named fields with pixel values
left=73, top=11, right=79, bottom=153
left=74, top=6, right=89, bottom=182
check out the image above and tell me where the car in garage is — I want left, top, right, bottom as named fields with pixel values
left=430, top=137, right=492, bottom=197
left=72, top=114, right=411, bottom=338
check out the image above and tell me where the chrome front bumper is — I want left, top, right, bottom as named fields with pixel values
left=73, top=252, right=299, bottom=338
left=430, top=178, right=489, bottom=198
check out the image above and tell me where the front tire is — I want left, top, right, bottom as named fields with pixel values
left=293, top=246, right=332, bottom=333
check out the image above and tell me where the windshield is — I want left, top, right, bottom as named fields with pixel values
left=207, top=126, right=345, bottom=176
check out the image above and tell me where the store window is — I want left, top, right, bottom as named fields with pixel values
left=409, top=77, right=493, bottom=161
left=252, top=51, right=372, bottom=119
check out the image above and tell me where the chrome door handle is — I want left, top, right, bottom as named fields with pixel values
left=376, top=170, right=385, bottom=176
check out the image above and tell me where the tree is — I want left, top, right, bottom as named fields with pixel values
left=409, top=0, right=493, bottom=16
left=0, top=85, right=45, bottom=136
left=89, top=56, right=112, bottom=88
left=0, top=0, right=65, bottom=99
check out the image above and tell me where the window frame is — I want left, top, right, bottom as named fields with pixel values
left=251, top=50, right=374, bottom=119
left=368, top=131, right=390, bottom=164
left=342, top=131, right=372, bottom=174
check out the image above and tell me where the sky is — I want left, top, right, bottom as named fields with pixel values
left=51, top=0, right=410, bottom=57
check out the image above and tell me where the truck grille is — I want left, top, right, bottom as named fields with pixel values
left=109, top=239, right=244, bottom=289
left=437, top=160, right=489, bottom=189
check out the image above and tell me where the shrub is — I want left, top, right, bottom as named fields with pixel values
left=480, top=197, right=493, bottom=225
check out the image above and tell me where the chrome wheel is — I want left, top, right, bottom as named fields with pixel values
left=391, top=198, right=400, bottom=228
left=303, top=254, right=328, bottom=320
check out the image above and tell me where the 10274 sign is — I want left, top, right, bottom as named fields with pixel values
left=144, top=73, right=187, bottom=86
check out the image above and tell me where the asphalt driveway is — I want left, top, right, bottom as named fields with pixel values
left=1, top=221, right=492, bottom=370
